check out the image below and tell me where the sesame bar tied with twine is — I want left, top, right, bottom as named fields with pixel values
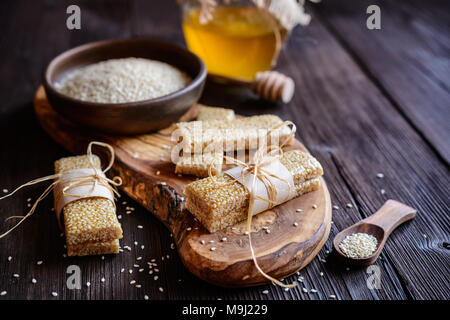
left=184, top=120, right=324, bottom=288
left=0, top=141, right=123, bottom=257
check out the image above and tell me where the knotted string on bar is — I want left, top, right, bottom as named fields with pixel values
left=208, top=120, right=297, bottom=288
left=0, top=141, right=122, bottom=239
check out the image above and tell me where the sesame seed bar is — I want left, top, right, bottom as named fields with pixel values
left=67, top=239, right=120, bottom=257
left=54, top=155, right=123, bottom=246
left=184, top=150, right=323, bottom=232
left=197, top=106, right=235, bottom=121
left=176, top=115, right=293, bottom=153
left=175, top=152, right=223, bottom=177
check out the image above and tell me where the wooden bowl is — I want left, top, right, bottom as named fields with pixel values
left=43, top=38, right=206, bottom=135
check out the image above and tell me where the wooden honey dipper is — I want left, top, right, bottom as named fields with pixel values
left=210, top=70, right=295, bottom=103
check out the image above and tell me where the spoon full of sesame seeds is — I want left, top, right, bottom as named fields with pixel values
left=333, top=200, right=416, bottom=266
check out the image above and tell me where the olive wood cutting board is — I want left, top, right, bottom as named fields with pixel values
left=33, top=86, right=332, bottom=287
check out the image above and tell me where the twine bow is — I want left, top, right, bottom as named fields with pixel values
left=208, top=121, right=297, bottom=288
left=0, top=141, right=122, bottom=239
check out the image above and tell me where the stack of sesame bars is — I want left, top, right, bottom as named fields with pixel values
left=54, top=155, right=123, bottom=256
left=176, top=106, right=324, bottom=233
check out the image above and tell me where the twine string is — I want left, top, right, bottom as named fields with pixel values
left=207, top=120, right=297, bottom=288
left=0, top=141, right=121, bottom=239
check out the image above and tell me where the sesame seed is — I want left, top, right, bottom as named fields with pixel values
left=136, top=285, right=141, bottom=288
left=27, top=198, right=31, bottom=202
left=296, top=208, right=303, bottom=212
left=376, top=173, right=384, bottom=179
left=144, top=295, right=149, bottom=300
left=37, top=261, right=43, bottom=265
left=320, top=272, right=324, bottom=277
left=126, top=211, right=131, bottom=214
left=141, top=245, right=145, bottom=249
left=284, top=288, right=289, bottom=291
left=329, top=294, right=336, bottom=299
left=122, top=201, right=127, bottom=205
left=293, top=222, right=298, bottom=227
left=311, top=289, right=317, bottom=293
left=0, top=291, right=6, bottom=296
left=156, top=171, right=161, bottom=175
left=346, top=267, right=350, bottom=271
left=133, top=264, right=139, bottom=268
left=13, top=274, right=19, bottom=278
left=221, top=237, right=227, bottom=242
left=210, top=247, right=216, bottom=251
left=31, top=278, right=37, bottom=284
left=101, top=277, right=105, bottom=282
left=423, top=234, right=427, bottom=238
left=154, top=276, right=159, bottom=281
left=320, top=258, right=327, bottom=263
left=265, top=229, right=271, bottom=234
left=339, top=233, right=378, bottom=259
left=298, top=276, right=304, bottom=282
left=130, top=280, right=136, bottom=285
left=186, top=227, right=192, bottom=231
left=137, top=225, right=143, bottom=229
left=170, top=243, right=175, bottom=249
left=159, top=287, right=164, bottom=292
left=200, top=240, right=205, bottom=245
left=86, top=282, right=91, bottom=287
left=346, top=203, right=353, bottom=208
left=302, top=288, right=308, bottom=293
left=7, top=256, right=12, bottom=261
left=101, top=256, right=105, bottom=260
left=209, top=240, right=215, bottom=243
left=381, top=189, right=386, bottom=195
left=51, top=292, right=58, bottom=297
left=139, top=269, right=144, bottom=272
left=332, top=205, right=339, bottom=210
left=262, top=290, right=269, bottom=294
left=137, top=257, right=142, bottom=261
left=2, top=189, right=8, bottom=193
left=312, top=204, right=317, bottom=209
left=134, top=241, right=138, bottom=246
left=117, top=215, right=122, bottom=219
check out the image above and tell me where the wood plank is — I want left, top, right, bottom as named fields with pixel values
left=315, top=0, right=450, bottom=163
left=278, top=9, right=449, bottom=299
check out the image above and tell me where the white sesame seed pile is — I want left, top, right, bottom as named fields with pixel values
left=339, top=233, right=378, bottom=258
left=54, top=58, right=191, bottom=103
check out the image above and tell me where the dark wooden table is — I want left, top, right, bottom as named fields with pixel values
left=0, top=0, right=448, bottom=300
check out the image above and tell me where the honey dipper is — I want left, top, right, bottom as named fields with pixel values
left=210, top=70, right=295, bottom=103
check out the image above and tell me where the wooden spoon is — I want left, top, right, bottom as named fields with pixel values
left=333, top=200, right=416, bottom=266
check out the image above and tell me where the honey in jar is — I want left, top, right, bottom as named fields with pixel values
left=182, top=6, right=286, bottom=81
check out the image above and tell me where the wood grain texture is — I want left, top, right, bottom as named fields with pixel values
left=33, top=86, right=332, bottom=287
left=0, top=0, right=448, bottom=300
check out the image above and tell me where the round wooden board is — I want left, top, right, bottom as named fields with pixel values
left=33, top=86, right=332, bottom=287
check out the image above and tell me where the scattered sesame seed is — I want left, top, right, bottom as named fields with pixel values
left=320, top=272, right=324, bottom=277
left=210, top=247, right=216, bottom=251
left=135, top=285, right=141, bottom=288
left=346, top=203, right=353, bottom=208
left=126, top=211, right=131, bottom=214
left=159, top=287, right=164, bottom=292
left=302, top=288, right=308, bottom=293
left=221, top=237, right=227, bottom=242
left=332, top=205, right=339, bottom=210
left=200, top=240, right=205, bottom=245
left=144, top=295, right=149, bottom=300
left=381, top=189, right=386, bottom=195
left=186, top=227, right=192, bottom=231
left=296, top=208, right=303, bottom=212
left=7, top=256, right=12, bottom=261
left=117, top=215, right=122, bottom=219
left=312, top=204, right=317, bottom=209
left=154, top=269, right=159, bottom=272
left=293, top=222, right=298, bottom=227
left=262, top=290, right=269, bottom=294
left=346, top=267, right=350, bottom=271
left=27, top=198, right=31, bottom=202
left=130, top=280, right=136, bottom=285
left=265, top=229, right=271, bottom=234
left=101, top=256, right=105, bottom=260
left=133, top=264, right=140, bottom=268
left=423, top=234, right=427, bottom=238
left=170, top=243, right=175, bottom=249
left=154, top=276, right=159, bottom=281
left=2, top=189, right=8, bottom=193
left=320, top=258, right=327, bottom=263
left=156, top=171, right=161, bottom=175
left=284, top=288, right=289, bottom=291
left=122, top=201, right=127, bottom=205
left=311, top=289, right=318, bottom=293
left=51, top=292, right=58, bottom=297
left=13, top=274, right=19, bottom=278
left=209, top=240, right=215, bottom=243
left=298, top=276, right=304, bottom=282
left=0, top=291, right=6, bottom=296
left=329, top=294, right=336, bottom=299
left=31, top=278, right=37, bottom=284
left=141, top=245, right=145, bottom=249
left=376, top=173, right=384, bottom=179
left=134, top=241, right=138, bottom=246
left=139, top=269, right=144, bottom=272
left=101, top=277, right=105, bottom=282
left=86, top=282, right=91, bottom=287
left=137, top=257, right=142, bottom=260
left=27, top=203, right=31, bottom=207
left=137, top=225, right=143, bottom=229
left=37, top=261, right=43, bottom=265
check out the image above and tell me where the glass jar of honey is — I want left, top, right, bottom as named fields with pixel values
left=181, top=1, right=288, bottom=81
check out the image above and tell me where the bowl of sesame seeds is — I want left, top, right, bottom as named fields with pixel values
left=44, top=38, right=206, bottom=135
